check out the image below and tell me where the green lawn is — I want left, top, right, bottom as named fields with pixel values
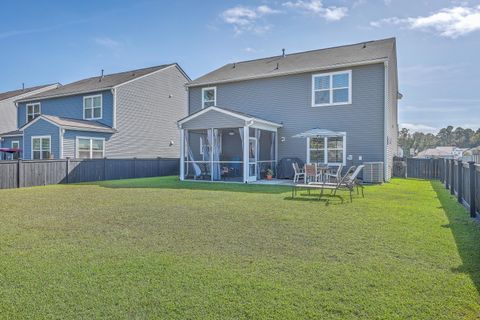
left=0, top=177, right=479, bottom=319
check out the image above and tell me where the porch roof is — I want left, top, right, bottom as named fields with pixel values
left=177, top=106, right=283, bottom=130
left=19, top=115, right=117, bottom=133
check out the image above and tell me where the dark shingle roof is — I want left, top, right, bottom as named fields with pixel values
left=19, top=115, right=116, bottom=133
left=188, top=38, right=396, bottom=87
left=17, top=64, right=177, bottom=102
left=0, top=130, right=23, bottom=137
left=0, top=84, right=58, bottom=102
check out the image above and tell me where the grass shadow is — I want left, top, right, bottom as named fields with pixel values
left=430, top=180, right=480, bottom=295
left=78, top=176, right=291, bottom=195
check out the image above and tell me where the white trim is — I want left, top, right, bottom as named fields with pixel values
left=243, top=126, right=249, bottom=183
left=311, top=70, right=352, bottom=107
left=11, top=84, right=60, bottom=105
left=248, top=136, right=258, bottom=182
left=83, top=94, right=103, bottom=120
left=112, top=88, right=117, bottom=129
left=0, top=133, right=23, bottom=138
left=306, top=134, right=346, bottom=165
left=180, top=129, right=185, bottom=180
left=201, top=87, right=216, bottom=109
left=31, top=135, right=51, bottom=160
left=384, top=61, right=388, bottom=181
left=186, top=58, right=387, bottom=88
left=26, top=102, right=41, bottom=123
left=59, top=128, right=64, bottom=159
left=178, top=106, right=282, bottom=128
left=21, top=115, right=60, bottom=130
left=11, top=140, right=20, bottom=160
left=75, top=136, right=106, bottom=159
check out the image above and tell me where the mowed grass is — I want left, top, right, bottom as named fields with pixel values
left=0, top=177, right=479, bottom=319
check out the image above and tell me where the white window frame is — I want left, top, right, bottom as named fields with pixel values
left=83, top=94, right=103, bottom=120
left=76, top=136, right=105, bottom=159
left=201, top=87, right=216, bottom=109
left=306, top=135, right=347, bottom=165
left=26, top=103, right=41, bottom=123
left=31, top=135, right=51, bottom=160
left=311, top=70, right=352, bottom=107
left=11, top=140, right=20, bottom=160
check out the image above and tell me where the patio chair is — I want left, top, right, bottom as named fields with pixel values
left=292, top=162, right=305, bottom=183
left=304, top=163, right=321, bottom=183
left=324, top=164, right=343, bottom=183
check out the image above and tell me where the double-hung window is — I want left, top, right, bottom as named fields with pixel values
left=26, top=103, right=41, bottom=122
left=202, top=87, right=216, bottom=109
left=83, top=95, right=102, bottom=120
left=77, top=137, right=105, bottom=159
left=312, top=70, right=351, bottom=106
left=307, top=135, right=346, bottom=165
left=32, top=136, right=51, bottom=160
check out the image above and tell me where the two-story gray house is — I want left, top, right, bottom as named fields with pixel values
left=1, top=64, right=189, bottom=160
left=178, top=38, right=399, bottom=182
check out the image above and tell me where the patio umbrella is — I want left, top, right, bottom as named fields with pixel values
left=0, top=148, right=21, bottom=154
left=292, top=128, right=345, bottom=164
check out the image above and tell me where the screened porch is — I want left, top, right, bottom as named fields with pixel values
left=177, top=107, right=282, bottom=183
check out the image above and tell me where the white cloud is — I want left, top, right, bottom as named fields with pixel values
left=220, top=5, right=280, bottom=34
left=370, top=5, right=480, bottom=38
left=282, top=0, right=348, bottom=21
left=400, top=123, right=438, bottom=133
left=244, top=47, right=263, bottom=53
left=94, top=37, right=121, bottom=49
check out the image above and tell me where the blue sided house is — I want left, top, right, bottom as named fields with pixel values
left=0, top=64, right=189, bottom=160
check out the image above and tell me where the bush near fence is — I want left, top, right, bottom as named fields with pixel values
left=393, top=157, right=478, bottom=218
left=0, top=158, right=179, bottom=189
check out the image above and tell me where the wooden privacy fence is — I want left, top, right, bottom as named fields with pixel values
left=0, top=158, right=179, bottom=189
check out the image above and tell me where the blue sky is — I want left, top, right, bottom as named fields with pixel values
left=1, top=0, right=479, bottom=132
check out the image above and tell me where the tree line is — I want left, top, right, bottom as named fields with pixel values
left=398, top=126, right=480, bottom=157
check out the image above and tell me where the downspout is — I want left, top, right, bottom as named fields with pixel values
left=111, top=88, right=117, bottom=129
left=384, top=61, right=389, bottom=181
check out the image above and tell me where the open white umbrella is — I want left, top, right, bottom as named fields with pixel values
left=292, top=128, right=345, bottom=138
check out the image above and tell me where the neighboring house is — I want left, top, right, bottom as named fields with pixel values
left=178, top=38, right=399, bottom=183
left=0, top=64, right=189, bottom=160
left=415, top=146, right=467, bottom=159
left=0, top=84, right=60, bottom=160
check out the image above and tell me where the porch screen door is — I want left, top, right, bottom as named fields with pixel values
left=248, top=137, right=257, bottom=181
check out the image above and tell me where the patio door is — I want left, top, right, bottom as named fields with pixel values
left=248, top=137, right=257, bottom=182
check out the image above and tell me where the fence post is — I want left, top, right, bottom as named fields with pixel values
left=469, top=161, right=476, bottom=218
left=65, top=158, right=69, bottom=184
left=457, top=160, right=463, bottom=203
left=133, top=157, right=137, bottom=178
left=450, top=159, right=455, bottom=195
left=103, top=157, right=107, bottom=181
left=16, top=159, right=21, bottom=188
left=445, top=159, right=449, bottom=189
left=157, top=157, right=161, bottom=176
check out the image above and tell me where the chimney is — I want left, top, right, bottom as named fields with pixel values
left=282, top=48, right=286, bottom=57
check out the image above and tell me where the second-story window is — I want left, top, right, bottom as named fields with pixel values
left=202, top=87, right=216, bottom=109
left=26, top=103, right=41, bottom=122
left=312, top=70, right=351, bottom=107
left=84, top=95, right=102, bottom=120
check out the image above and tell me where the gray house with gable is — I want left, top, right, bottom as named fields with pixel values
left=178, top=38, right=399, bottom=182
left=1, top=64, right=189, bottom=160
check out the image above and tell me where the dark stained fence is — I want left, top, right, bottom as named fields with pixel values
left=0, top=158, right=179, bottom=189
left=397, top=157, right=478, bottom=218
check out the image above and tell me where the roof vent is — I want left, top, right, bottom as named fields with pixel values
left=99, top=69, right=104, bottom=82
left=233, top=63, right=236, bottom=69
left=22, top=83, right=25, bottom=91
left=282, top=48, right=286, bottom=57
left=362, top=43, right=366, bottom=49
left=275, top=63, right=279, bottom=70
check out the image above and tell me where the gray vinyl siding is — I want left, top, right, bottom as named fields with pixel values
left=189, top=63, right=386, bottom=169
left=108, top=65, right=189, bottom=158
left=63, top=130, right=113, bottom=158
left=181, top=110, right=246, bottom=129
left=0, top=85, right=58, bottom=134
left=386, top=45, right=399, bottom=180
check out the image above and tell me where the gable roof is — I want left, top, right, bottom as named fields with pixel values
left=188, top=38, right=396, bottom=87
left=20, top=115, right=116, bottom=133
left=17, top=64, right=185, bottom=103
left=0, top=84, right=59, bottom=102
left=0, top=130, right=23, bottom=138
left=177, top=106, right=282, bottom=128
